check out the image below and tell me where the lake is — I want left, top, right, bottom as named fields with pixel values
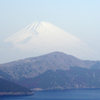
left=0, top=89, right=100, bottom=100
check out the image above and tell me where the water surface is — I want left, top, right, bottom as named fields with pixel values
left=0, top=89, right=100, bottom=100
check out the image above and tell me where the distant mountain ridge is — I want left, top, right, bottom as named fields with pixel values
left=0, top=52, right=97, bottom=79
left=0, top=51, right=100, bottom=90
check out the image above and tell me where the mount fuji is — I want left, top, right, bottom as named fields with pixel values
left=4, top=21, right=93, bottom=60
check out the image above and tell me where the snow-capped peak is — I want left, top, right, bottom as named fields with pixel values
left=4, top=21, right=92, bottom=59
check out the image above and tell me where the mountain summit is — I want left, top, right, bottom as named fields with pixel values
left=0, top=51, right=99, bottom=90
left=0, top=51, right=96, bottom=79
left=4, top=21, right=92, bottom=59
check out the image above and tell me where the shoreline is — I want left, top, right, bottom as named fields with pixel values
left=0, top=92, right=34, bottom=96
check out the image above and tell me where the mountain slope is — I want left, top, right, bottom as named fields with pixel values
left=4, top=21, right=92, bottom=60
left=15, top=67, right=100, bottom=90
left=0, top=52, right=100, bottom=90
left=0, top=78, right=34, bottom=95
left=0, top=52, right=96, bottom=79
left=91, top=61, right=100, bottom=69
left=0, top=69, right=12, bottom=79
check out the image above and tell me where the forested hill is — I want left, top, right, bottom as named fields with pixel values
left=0, top=78, right=34, bottom=96
left=0, top=51, right=100, bottom=90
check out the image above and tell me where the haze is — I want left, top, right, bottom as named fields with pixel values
left=0, top=0, right=100, bottom=64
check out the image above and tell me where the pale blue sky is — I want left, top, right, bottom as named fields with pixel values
left=0, top=0, right=100, bottom=63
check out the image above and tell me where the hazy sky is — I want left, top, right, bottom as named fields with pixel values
left=0, top=0, right=100, bottom=63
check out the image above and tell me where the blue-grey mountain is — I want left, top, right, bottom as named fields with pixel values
left=0, top=52, right=100, bottom=90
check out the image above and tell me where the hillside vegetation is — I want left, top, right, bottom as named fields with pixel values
left=0, top=52, right=100, bottom=90
left=0, top=78, right=34, bottom=95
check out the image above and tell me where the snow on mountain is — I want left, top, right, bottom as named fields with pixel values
left=4, top=21, right=93, bottom=59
